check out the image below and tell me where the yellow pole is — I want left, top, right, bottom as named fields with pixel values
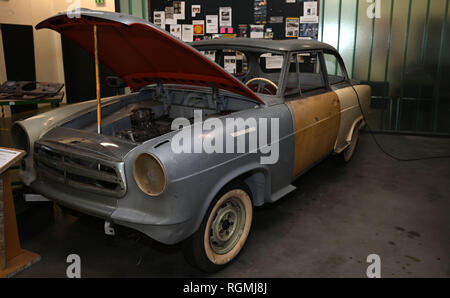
left=94, top=24, right=101, bottom=134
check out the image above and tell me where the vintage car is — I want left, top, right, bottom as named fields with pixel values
left=12, top=9, right=370, bottom=271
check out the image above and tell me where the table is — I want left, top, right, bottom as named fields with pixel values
left=0, top=92, right=64, bottom=117
left=0, top=147, right=40, bottom=277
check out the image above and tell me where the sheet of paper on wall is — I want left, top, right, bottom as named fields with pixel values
left=304, top=1, right=318, bottom=16
left=224, top=56, right=237, bottom=74
left=202, top=50, right=216, bottom=61
left=182, top=24, right=193, bottom=42
left=192, top=5, right=201, bottom=17
left=219, top=7, right=232, bottom=27
left=193, top=20, right=205, bottom=35
left=250, top=24, right=264, bottom=38
left=300, top=15, right=319, bottom=23
left=153, top=11, right=165, bottom=28
left=170, top=24, right=182, bottom=39
left=174, top=1, right=185, bottom=20
left=285, top=0, right=296, bottom=3
left=285, top=17, right=299, bottom=38
left=165, top=7, right=176, bottom=25
left=206, top=15, right=218, bottom=33
left=265, top=55, right=284, bottom=69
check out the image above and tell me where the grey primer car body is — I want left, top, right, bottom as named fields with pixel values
left=13, top=10, right=371, bottom=246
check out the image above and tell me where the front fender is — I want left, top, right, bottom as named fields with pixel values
left=11, top=95, right=122, bottom=153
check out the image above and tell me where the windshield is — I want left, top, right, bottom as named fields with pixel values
left=199, top=48, right=285, bottom=96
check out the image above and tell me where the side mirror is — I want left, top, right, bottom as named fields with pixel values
left=105, top=76, right=127, bottom=88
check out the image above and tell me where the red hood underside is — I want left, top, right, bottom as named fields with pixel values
left=36, top=10, right=263, bottom=103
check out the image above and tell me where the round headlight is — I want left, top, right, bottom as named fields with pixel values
left=133, top=153, right=167, bottom=196
left=11, top=123, right=30, bottom=153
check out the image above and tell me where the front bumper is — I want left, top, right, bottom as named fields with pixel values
left=30, top=180, right=195, bottom=245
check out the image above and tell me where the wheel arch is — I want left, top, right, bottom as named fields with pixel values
left=191, top=164, right=271, bottom=238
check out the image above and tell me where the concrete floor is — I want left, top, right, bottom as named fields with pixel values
left=2, top=112, right=449, bottom=277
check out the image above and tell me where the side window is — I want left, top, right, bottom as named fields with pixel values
left=298, top=51, right=326, bottom=94
left=323, top=53, right=347, bottom=85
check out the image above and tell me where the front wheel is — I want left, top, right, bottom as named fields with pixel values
left=183, top=182, right=253, bottom=272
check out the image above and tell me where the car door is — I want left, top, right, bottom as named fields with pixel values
left=284, top=51, right=341, bottom=177
left=322, top=51, right=366, bottom=153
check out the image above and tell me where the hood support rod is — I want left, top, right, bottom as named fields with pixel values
left=94, top=24, right=101, bottom=134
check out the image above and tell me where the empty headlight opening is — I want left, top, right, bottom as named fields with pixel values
left=11, top=123, right=30, bottom=154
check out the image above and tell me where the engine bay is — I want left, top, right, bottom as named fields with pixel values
left=62, top=85, right=259, bottom=143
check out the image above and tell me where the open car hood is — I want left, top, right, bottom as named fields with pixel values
left=36, top=9, right=263, bottom=103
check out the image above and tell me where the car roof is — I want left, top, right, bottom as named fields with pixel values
left=191, top=38, right=338, bottom=53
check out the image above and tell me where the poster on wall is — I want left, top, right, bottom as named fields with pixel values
left=224, top=56, right=237, bottom=74
left=269, top=16, right=283, bottom=24
left=192, top=5, right=201, bottom=17
left=299, top=23, right=319, bottom=40
left=254, top=0, right=267, bottom=24
left=202, top=50, right=216, bottom=61
left=165, top=7, right=175, bottom=25
left=153, top=11, right=165, bottom=28
left=219, top=7, right=232, bottom=27
left=170, top=24, right=182, bottom=39
left=250, top=24, right=264, bottom=38
left=238, top=24, right=248, bottom=37
left=304, top=1, right=318, bottom=16
left=264, top=28, right=274, bottom=39
left=286, top=0, right=296, bottom=3
left=174, top=1, right=185, bottom=20
left=182, top=24, right=193, bottom=42
left=193, top=20, right=205, bottom=35
left=265, top=54, right=284, bottom=69
left=206, top=15, right=218, bottom=33
left=285, top=17, right=300, bottom=38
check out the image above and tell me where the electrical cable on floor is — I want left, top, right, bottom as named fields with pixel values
left=349, top=82, right=450, bottom=162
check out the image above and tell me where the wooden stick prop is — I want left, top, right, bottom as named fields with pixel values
left=94, top=24, right=101, bottom=134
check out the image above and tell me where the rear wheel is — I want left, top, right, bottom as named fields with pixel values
left=183, top=182, right=253, bottom=272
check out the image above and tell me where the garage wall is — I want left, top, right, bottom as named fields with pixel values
left=0, top=0, right=116, bottom=117
left=320, top=0, right=450, bottom=134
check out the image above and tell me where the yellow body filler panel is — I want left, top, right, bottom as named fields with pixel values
left=287, top=91, right=341, bottom=176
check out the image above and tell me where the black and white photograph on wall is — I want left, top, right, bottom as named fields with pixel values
left=165, top=6, right=175, bottom=25
left=173, top=1, right=185, bottom=20
left=219, top=7, right=232, bottom=27
left=153, top=10, right=165, bottom=28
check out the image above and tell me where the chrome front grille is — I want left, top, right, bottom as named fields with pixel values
left=34, top=143, right=126, bottom=197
